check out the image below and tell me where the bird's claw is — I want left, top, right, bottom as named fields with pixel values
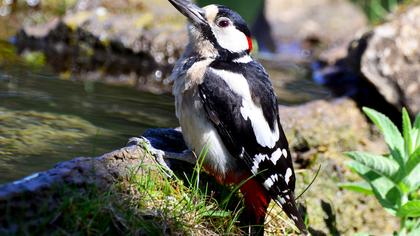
left=131, top=137, right=174, bottom=177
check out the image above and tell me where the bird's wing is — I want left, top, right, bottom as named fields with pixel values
left=198, top=61, right=306, bottom=232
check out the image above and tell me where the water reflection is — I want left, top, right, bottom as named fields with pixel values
left=0, top=45, right=178, bottom=184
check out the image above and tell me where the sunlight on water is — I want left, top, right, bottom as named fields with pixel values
left=0, top=44, right=178, bottom=184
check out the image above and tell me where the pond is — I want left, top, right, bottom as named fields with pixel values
left=0, top=41, right=179, bottom=184
left=0, top=40, right=330, bottom=185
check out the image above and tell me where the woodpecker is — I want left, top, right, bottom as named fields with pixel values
left=168, top=0, right=308, bottom=235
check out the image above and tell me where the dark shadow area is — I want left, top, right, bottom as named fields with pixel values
left=311, top=32, right=401, bottom=125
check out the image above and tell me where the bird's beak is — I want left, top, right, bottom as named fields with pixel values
left=168, top=0, right=206, bottom=26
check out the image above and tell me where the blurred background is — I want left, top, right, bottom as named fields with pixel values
left=0, top=0, right=419, bottom=234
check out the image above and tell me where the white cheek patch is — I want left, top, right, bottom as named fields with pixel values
left=210, top=69, right=280, bottom=148
left=212, top=25, right=249, bottom=53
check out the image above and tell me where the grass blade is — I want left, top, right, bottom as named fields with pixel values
left=338, top=181, right=373, bottom=195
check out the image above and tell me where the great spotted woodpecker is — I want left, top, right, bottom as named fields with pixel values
left=168, top=0, right=308, bottom=234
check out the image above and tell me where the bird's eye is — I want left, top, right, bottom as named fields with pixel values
left=217, top=19, right=230, bottom=28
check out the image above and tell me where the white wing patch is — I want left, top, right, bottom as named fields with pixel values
left=210, top=69, right=280, bottom=148
left=270, top=148, right=282, bottom=165
left=285, top=168, right=293, bottom=185
left=263, top=174, right=279, bottom=189
left=251, top=153, right=268, bottom=174
left=278, top=196, right=286, bottom=205
left=282, top=148, right=288, bottom=158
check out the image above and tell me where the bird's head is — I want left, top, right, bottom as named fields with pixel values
left=169, top=0, right=252, bottom=60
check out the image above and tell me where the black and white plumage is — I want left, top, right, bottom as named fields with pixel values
left=168, top=0, right=307, bottom=235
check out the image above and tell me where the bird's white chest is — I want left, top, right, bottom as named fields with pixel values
left=173, top=74, right=236, bottom=179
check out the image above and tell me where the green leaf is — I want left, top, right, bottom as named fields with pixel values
left=347, top=161, right=401, bottom=214
left=406, top=218, right=420, bottom=236
left=415, top=113, right=420, bottom=130
left=345, top=151, right=399, bottom=179
left=406, top=147, right=420, bottom=176
left=398, top=200, right=420, bottom=217
left=403, top=160, right=420, bottom=192
left=414, top=113, right=420, bottom=149
left=363, top=107, right=405, bottom=163
left=338, top=182, right=373, bottom=195
left=403, top=108, right=413, bottom=155
left=408, top=226, right=420, bottom=236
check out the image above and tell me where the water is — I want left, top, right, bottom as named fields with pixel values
left=0, top=40, right=331, bottom=184
left=0, top=42, right=178, bottom=184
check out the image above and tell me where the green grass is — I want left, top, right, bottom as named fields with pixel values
left=0, top=147, right=247, bottom=235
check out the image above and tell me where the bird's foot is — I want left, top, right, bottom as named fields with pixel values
left=128, top=137, right=197, bottom=177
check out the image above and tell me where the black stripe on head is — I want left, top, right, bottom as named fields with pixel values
left=216, top=5, right=251, bottom=38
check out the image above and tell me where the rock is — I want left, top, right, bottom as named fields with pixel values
left=280, top=98, right=383, bottom=158
left=360, top=6, right=420, bottom=115
left=14, top=0, right=188, bottom=94
left=0, top=137, right=155, bottom=224
left=265, top=0, right=367, bottom=51
left=315, top=6, right=420, bottom=118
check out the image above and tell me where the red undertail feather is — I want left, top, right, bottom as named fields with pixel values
left=240, top=178, right=270, bottom=223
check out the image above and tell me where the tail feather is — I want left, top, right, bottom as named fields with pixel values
left=237, top=176, right=308, bottom=235
left=240, top=178, right=271, bottom=235
left=275, top=194, right=308, bottom=235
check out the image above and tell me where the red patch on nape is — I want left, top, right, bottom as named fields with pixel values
left=247, top=36, right=253, bottom=53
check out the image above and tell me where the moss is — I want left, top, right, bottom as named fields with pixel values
left=21, top=51, right=46, bottom=67
left=0, top=107, right=108, bottom=157
left=64, top=11, right=91, bottom=31
left=134, top=12, right=154, bottom=29
left=0, top=41, right=19, bottom=65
